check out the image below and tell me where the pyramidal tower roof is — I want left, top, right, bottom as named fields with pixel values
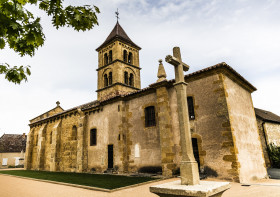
left=96, top=21, right=141, bottom=51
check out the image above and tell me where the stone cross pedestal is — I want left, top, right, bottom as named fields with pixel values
left=150, top=180, right=230, bottom=197
left=150, top=47, right=230, bottom=197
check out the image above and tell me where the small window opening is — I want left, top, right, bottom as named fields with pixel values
left=104, top=74, right=108, bottom=87
left=109, top=72, right=112, bottom=85
left=128, top=52, right=133, bottom=64
left=123, top=50, right=127, bottom=62
left=124, top=71, right=128, bottom=85
left=109, top=50, right=112, bottom=63
left=145, top=106, right=156, bottom=127
left=50, top=132, right=52, bottom=144
left=90, top=129, right=97, bottom=146
left=187, top=97, right=195, bottom=120
left=129, top=73, right=134, bottom=87
left=104, top=53, right=108, bottom=65
left=72, top=125, right=77, bottom=140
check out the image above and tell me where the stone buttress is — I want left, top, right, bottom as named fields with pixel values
left=50, top=120, right=62, bottom=171
left=151, top=65, right=176, bottom=177
left=76, top=108, right=88, bottom=172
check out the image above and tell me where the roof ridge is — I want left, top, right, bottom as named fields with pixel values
left=29, top=62, right=257, bottom=125
left=29, top=99, right=100, bottom=125
left=116, top=21, right=119, bottom=35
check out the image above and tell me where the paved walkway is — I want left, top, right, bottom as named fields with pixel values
left=1, top=174, right=280, bottom=197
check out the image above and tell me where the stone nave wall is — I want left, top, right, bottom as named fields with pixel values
left=177, top=73, right=237, bottom=181
left=25, top=68, right=267, bottom=183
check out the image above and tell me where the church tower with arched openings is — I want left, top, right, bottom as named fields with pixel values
left=96, top=21, right=141, bottom=100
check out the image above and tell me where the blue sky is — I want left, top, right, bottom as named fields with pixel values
left=0, top=0, right=280, bottom=136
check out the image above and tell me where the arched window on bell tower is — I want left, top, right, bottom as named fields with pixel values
left=104, top=53, right=108, bottom=65
left=123, top=50, right=127, bottom=62
left=109, top=50, right=112, bottom=63
left=109, top=72, right=112, bottom=85
left=124, top=71, right=128, bottom=85
left=129, top=73, right=134, bottom=87
left=96, top=21, right=142, bottom=100
left=104, top=74, right=108, bottom=87
left=128, top=52, right=133, bottom=64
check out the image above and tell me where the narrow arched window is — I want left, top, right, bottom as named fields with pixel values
left=90, top=129, right=97, bottom=146
left=123, top=50, right=127, bottom=62
left=129, top=73, right=134, bottom=87
left=50, top=132, right=52, bottom=144
left=104, top=74, right=108, bottom=87
left=187, top=97, right=195, bottom=120
left=145, top=106, right=156, bottom=127
left=109, top=72, right=112, bottom=85
left=128, top=52, right=133, bottom=64
left=124, top=71, right=128, bottom=85
left=104, top=53, right=108, bottom=65
left=72, top=125, right=77, bottom=140
left=109, top=50, right=112, bottom=63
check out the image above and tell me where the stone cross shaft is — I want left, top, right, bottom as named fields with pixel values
left=165, top=47, right=200, bottom=185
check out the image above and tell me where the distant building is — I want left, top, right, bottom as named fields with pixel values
left=0, top=133, right=27, bottom=168
left=255, top=108, right=280, bottom=167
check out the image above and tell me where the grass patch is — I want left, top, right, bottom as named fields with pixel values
left=0, top=170, right=157, bottom=189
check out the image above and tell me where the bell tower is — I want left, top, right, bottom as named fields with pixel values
left=96, top=21, right=141, bottom=100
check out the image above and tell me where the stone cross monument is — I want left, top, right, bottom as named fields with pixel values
left=150, top=47, right=230, bottom=197
left=165, top=47, right=200, bottom=185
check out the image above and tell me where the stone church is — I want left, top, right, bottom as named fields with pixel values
left=25, top=21, right=268, bottom=183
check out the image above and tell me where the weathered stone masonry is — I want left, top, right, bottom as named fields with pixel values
left=25, top=21, right=268, bottom=183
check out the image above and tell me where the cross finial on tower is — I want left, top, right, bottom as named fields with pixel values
left=115, top=8, right=120, bottom=21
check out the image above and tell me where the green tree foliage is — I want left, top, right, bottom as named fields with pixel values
left=0, top=0, right=100, bottom=84
left=267, top=143, right=280, bottom=168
